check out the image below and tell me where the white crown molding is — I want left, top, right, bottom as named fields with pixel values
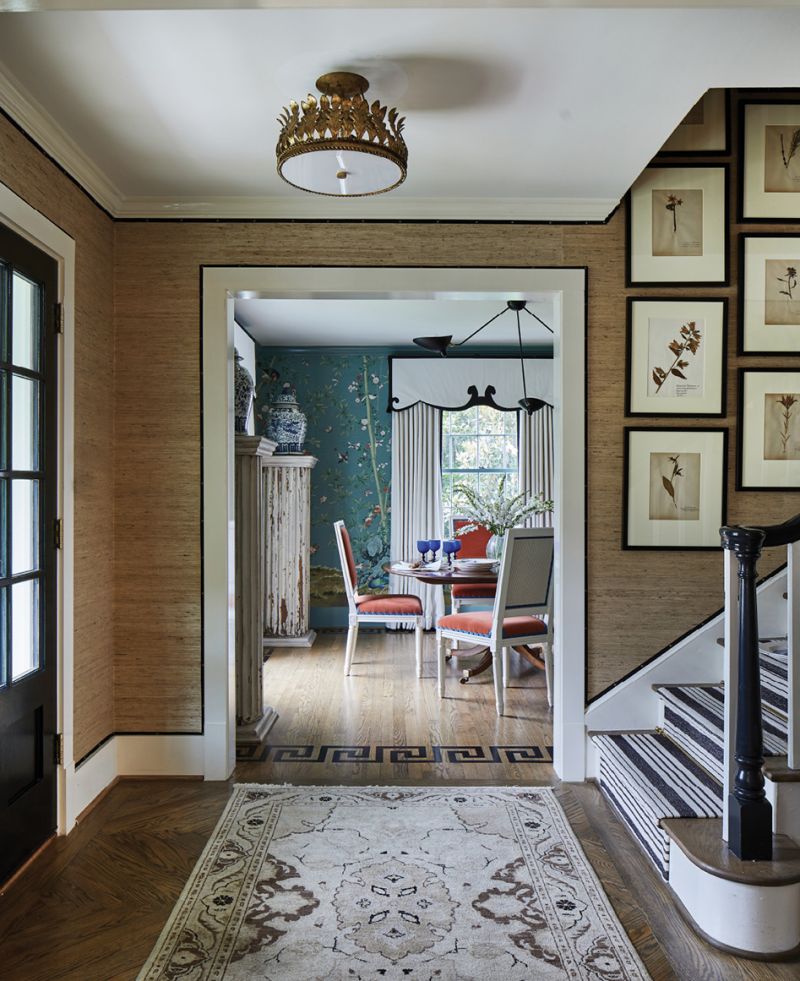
left=0, top=57, right=617, bottom=222
left=0, top=62, right=123, bottom=215
left=113, top=194, right=619, bottom=222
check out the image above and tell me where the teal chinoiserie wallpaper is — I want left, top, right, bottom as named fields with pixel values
left=255, top=350, right=392, bottom=627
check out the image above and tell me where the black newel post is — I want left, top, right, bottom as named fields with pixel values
left=720, top=525, right=773, bottom=861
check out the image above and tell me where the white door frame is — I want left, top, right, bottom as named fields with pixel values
left=0, top=181, right=77, bottom=832
left=201, top=266, right=587, bottom=782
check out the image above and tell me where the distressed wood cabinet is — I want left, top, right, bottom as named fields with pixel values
left=262, top=454, right=318, bottom=648
left=235, top=435, right=278, bottom=746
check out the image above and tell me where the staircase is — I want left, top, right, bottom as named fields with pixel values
left=592, top=638, right=789, bottom=880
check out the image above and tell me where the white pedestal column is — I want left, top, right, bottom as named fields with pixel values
left=235, top=435, right=278, bottom=746
left=262, top=455, right=318, bottom=648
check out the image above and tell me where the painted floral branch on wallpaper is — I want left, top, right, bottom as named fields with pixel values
left=256, top=351, right=392, bottom=613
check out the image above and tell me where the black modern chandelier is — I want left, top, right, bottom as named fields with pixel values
left=412, top=300, right=554, bottom=415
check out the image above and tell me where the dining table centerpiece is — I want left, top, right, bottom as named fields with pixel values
left=453, top=477, right=553, bottom=561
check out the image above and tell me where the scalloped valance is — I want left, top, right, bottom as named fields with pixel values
left=388, top=357, right=553, bottom=413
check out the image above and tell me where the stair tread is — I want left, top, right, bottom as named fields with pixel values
left=592, top=731, right=722, bottom=879
left=659, top=683, right=787, bottom=758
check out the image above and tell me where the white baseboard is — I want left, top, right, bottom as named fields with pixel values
left=68, top=733, right=214, bottom=831
left=68, top=738, right=117, bottom=829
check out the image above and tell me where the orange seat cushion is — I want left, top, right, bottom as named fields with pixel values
left=357, top=594, right=423, bottom=616
left=451, top=583, right=497, bottom=599
left=438, top=612, right=547, bottom=639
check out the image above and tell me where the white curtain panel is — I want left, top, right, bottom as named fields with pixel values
left=390, top=402, right=445, bottom=629
left=519, top=405, right=554, bottom=527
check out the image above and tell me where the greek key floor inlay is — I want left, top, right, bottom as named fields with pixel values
left=236, top=743, right=553, bottom=763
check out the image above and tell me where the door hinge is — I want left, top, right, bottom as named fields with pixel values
left=54, top=518, right=63, bottom=549
left=54, top=302, right=64, bottom=335
left=54, top=733, right=64, bottom=767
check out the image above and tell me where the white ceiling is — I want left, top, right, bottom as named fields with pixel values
left=235, top=296, right=556, bottom=348
left=1, top=4, right=800, bottom=219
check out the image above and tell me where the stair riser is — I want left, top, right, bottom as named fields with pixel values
left=599, top=759, right=670, bottom=879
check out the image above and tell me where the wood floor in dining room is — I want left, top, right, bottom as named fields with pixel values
left=1, top=631, right=798, bottom=981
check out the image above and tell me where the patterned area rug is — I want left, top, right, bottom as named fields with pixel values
left=137, top=785, right=650, bottom=981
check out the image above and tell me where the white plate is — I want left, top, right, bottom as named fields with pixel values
left=455, top=558, right=496, bottom=569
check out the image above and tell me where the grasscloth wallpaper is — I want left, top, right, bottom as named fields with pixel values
left=3, top=89, right=800, bottom=758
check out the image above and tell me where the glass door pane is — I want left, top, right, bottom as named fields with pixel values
left=11, top=578, right=39, bottom=680
left=12, top=272, right=39, bottom=372
left=11, top=479, right=39, bottom=575
left=11, top=374, right=39, bottom=472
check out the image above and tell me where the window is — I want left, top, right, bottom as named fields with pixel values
left=441, top=406, right=518, bottom=535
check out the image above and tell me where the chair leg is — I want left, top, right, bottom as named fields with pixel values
left=492, top=649, right=504, bottom=716
left=544, top=642, right=554, bottom=708
left=415, top=618, right=423, bottom=679
left=437, top=631, right=446, bottom=698
left=344, top=618, right=358, bottom=676
left=502, top=647, right=510, bottom=688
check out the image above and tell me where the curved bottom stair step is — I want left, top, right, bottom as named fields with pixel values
left=657, top=683, right=787, bottom=784
left=592, top=731, right=722, bottom=880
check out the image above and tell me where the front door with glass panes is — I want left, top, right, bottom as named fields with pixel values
left=0, top=223, right=58, bottom=882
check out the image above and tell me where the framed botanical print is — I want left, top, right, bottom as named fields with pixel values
left=659, top=89, right=730, bottom=156
left=626, top=165, right=729, bottom=286
left=626, top=298, right=727, bottom=417
left=739, top=234, right=800, bottom=355
left=737, top=368, right=800, bottom=491
left=740, top=101, right=800, bottom=222
left=623, top=427, right=728, bottom=550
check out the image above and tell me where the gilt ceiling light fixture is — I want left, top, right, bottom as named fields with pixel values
left=276, top=72, right=407, bottom=197
left=412, top=300, right=554, bottom=415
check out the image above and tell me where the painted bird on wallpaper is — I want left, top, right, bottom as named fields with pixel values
left=335, top=449, right=349, bottom=463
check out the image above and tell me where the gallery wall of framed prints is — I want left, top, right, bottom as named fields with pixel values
left=622, top=87, right=799, bottom=552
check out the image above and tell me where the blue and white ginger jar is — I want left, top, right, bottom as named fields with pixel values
left=233, top=350, right=254, bottom=434
left=266, top=383, right=308, bottom=454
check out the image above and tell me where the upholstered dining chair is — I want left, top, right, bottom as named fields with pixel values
left=333, top=520, right=424, bottom=678
left=436, top=527, right=554, bottom=716
left=451, top=518, right=496, bottom=613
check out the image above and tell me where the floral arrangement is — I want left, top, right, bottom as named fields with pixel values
left=453, top=476, right=553, bottom=538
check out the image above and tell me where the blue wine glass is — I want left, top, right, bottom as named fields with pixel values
left=451, top=539, right=462, bottom=562
left=443, top=540, right=457, bottom=566
left=428, top=539, right=441, bottom=562
left=416, top=539, right=430, bottom=563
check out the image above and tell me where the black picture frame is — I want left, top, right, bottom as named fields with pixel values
left=657, top=89, right=731, bottom=158
left=738, top=233, right=800, bottom=357
left=625, top=296, right=728, bottom=418
left=736, top=367, right=800, bottom=491
left=625, top=163, right=730, bottom=288
left=623, top=426, right=729, bottom=551
left=738, top=98, right=800, bottom=224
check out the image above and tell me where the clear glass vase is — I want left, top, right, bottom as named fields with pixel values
left=485, top=532, right=505, bottom=562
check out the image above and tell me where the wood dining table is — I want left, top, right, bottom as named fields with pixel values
left=385, top=562, right=547, bottom=682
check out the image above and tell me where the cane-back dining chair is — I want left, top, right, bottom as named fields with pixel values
left=334, top=520, right=424, bottom=678
left=436, top=526, right=554, bottom=716
left=451, top=518, right=496, bottom=613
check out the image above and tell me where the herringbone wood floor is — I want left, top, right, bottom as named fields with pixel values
left=0, top=634, right=797, bottom=980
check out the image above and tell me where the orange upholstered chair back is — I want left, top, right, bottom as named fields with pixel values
left=453, top=518, right=492, bottom=559
left=333, top=520, right=359, bottom=612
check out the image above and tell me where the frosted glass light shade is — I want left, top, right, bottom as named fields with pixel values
left=278, top=146, right=405, bottom=197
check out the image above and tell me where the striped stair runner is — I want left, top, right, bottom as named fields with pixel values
left=760, top=637, right=788, bottom=717
left=593, top=635, right=789, bottom=882
left=592, top=732, right=722, bottom=880
left=659, top=683, right=788, bottom=783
